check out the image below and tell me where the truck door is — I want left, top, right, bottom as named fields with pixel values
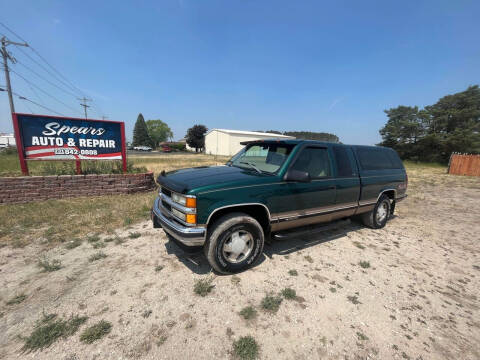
left=271, top=145, right=336, bottom=231
left=331, top=145, right=360, bottom=220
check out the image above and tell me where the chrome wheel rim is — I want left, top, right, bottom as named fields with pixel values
left=222, top=230, right=254, bottom=264
left=376, top=201, right=389, bottom=223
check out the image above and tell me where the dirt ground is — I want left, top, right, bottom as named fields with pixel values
left=1, top=166, right=479, bottom=359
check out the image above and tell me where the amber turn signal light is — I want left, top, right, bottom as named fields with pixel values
left=185, top=197, right=196, bottom=208
left=186, top=213, right=197, bottom=224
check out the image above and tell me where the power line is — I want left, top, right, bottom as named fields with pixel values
left=0, top=22, right=88, bottom=98
left=13, top=45, right=83, bottom=97
left=0, top=86, right=66, bottom=116
left=15, top=58, right=79, bottom=98
left=10, top=67, right=83, bottom=115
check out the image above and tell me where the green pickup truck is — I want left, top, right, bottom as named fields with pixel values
left=152, top=140, right=407, bottom=274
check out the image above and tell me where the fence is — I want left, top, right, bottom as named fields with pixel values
left=448, top=153, right=480, bottom=176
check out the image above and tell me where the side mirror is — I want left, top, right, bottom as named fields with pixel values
left=284, top=169, right=311, bottom=182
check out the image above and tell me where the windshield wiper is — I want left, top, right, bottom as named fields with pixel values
left=240, top=161, right=262, bottom=174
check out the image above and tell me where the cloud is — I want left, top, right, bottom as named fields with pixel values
left=328, top=97, right=344, bottom=111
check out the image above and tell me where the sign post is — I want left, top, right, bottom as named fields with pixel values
left=12, top=113, right=127, bottom=175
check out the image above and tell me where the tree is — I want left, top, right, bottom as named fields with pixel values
left=378, top=85, right=480, bottom=163
left=146, top=119, right=173, bottom=148
left=186, top=125, right=208, bottom=152
left=132, top=113, right=152, bottom=147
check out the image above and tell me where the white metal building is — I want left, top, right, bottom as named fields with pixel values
left=0, top=133, right=15, bottom=147
left=204, top=129, right=295, bottom=156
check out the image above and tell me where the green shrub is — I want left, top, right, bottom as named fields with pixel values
left=22, top=313, right=88, bottom=352
left=232, top=335, right=259, bottom=360
left=194, top=277, right=214, bottom=297
left=79, top=320, right=112, bottom=343
left=260, top=295, right=282, bottom=313
left=281, top=288, right=297, bottom=300
left=239, top=306, right=257, bottom=320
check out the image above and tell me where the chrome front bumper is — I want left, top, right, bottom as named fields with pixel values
left=152, top=197, right=206, bottom=247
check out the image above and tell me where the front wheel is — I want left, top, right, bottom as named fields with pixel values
left=204, top=212, right=265, bottom=274
left=361, top=194, right=391, bottom=229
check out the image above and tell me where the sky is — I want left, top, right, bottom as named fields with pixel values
left=0, top=0, right=479, bottom=144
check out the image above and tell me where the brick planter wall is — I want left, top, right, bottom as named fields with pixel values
left=0, top=172, right=156, bottom=204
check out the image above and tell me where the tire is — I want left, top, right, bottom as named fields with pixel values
left=204, top=212, right=265, bottom=274
left=361, top=194, right=391, bottom=229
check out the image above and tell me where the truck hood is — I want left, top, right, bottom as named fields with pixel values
left=156, top=165, right=271, bottom=194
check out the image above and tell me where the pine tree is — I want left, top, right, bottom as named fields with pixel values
left=132, top=113, right=152, bottom=147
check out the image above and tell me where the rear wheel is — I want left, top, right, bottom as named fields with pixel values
left=204, top=212, right=264, bottom=274
left=361, top=194, right=391, bottom=229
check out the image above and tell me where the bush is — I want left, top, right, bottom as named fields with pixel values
left=1, top=146, right=18, bottom=155
left=79, top=320, right=112, bottom=343
left=260, top=295, right=283, bottom=313
left=22, top=313, right=88, bottom=352
left=232, top=335, right=259, bottom=360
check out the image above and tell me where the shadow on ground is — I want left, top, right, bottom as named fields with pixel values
left=164, top=218, right=372, bottom=275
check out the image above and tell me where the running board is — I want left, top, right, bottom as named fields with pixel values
left=273, top=219, right=351, bottom=240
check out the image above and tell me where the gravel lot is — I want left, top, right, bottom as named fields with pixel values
left=1, top=165, right=479, bottom=359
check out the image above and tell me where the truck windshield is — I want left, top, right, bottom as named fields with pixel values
left=227, top=143, right=294, bottom=174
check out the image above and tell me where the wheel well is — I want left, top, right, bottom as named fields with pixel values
left=207, top=205, right=270, bottom=235
left=382, top=190, right=395, bottom=201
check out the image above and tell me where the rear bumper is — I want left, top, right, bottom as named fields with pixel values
left=151, top=197, right=206, bottom=247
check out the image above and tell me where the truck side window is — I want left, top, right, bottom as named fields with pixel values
left=291, top=147, right=331, bottom=178
left=333, top=146, right=354, bottom=177
left=357, top=147, right=395, bottom=170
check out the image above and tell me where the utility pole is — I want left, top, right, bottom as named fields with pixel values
left=1, top=36, right=29, bottom=114
left=102, top=115, right=108, bottom=120
left=78, top=96, right=91, bottom=119
left=1, top=36, right=29, bottom=175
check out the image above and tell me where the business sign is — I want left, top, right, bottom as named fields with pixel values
left=13, top=114, right=125, bottom=160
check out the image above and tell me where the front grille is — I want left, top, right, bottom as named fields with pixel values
left=161, top=187, right=172, bottom=197
left=162, top=200, right=171, bottom=211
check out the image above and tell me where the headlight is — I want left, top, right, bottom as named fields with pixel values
left=172, top=192, right=197, bottom=208
left=172, top=192, right=186, bottom=206
left=158, top=185, right=162, bottom=194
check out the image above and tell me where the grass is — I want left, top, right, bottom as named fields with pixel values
left=86, top=234, right=101, bottom=243
left=359, top=261, right=371, bottom=269
left=353, top=241, right=365, bottom=249
left=0, top=153, right=226, bottom=248
left=157, top=335, right=168, bottom=346
left=347, top=295, right=361, bottom=305
left=79, top=320, right=112, bottom=343
left=239, top=306, right=257, bottom=320
left=280, top=287, right=297, bottom=300
left=22, top=313, right=88, bottom=352
left=0, top=152, right=146, bottom=177
left=88, top=251, right=107, bottom=262
left=65, top=238, right=82, bottom=249
left=128, top=232, right=141, bottom=239
left=92, top=242, right=106, bottom=249
left=260, top=294, right=283, bottom=313
left=193, top=277, right=215, bottom=297
left=288, top=269, right=298, bottom=276
left=154, top=265, right=164, bottom=272
left=232, top=335, right=259, bottom=360
left=356, top=331, right=369, bottom=341
left=38, top=257, right=62, bottom=272
left=6, top=294, right=27, bottom=305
